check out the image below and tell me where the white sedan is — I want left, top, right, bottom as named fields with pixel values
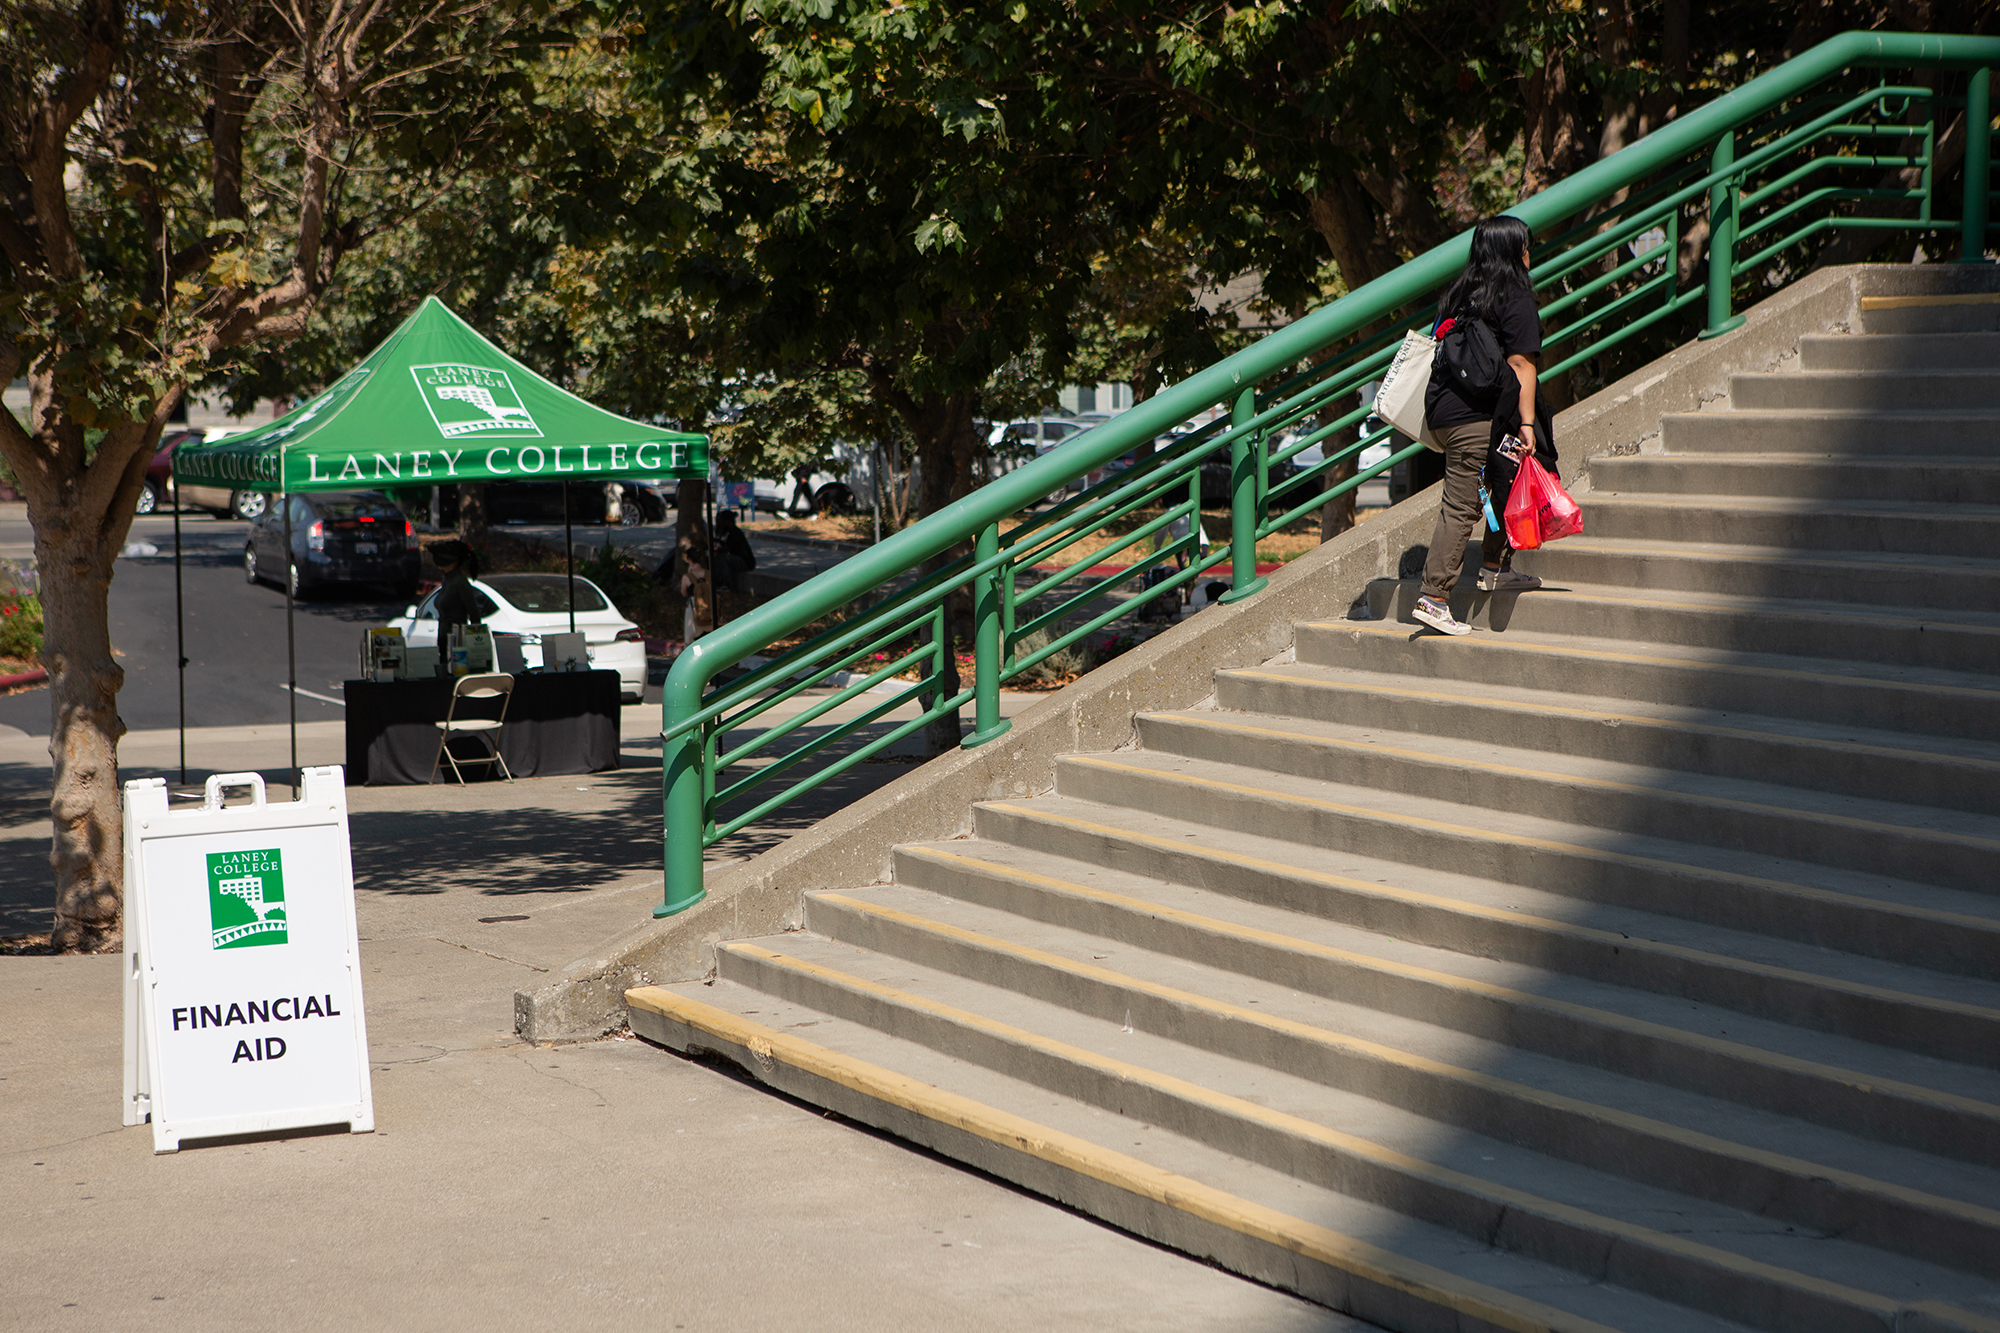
left=395, top=573, right=648, bottom=702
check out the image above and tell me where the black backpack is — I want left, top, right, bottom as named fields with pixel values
left=1433, top=313, right=1507, bottom=400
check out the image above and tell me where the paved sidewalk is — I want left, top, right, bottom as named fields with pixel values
left=1, top=696, right=1360, bottom=1331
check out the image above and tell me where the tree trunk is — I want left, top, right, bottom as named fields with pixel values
left=676, top=477, right=708, bottom=543
left=1307, top=179, right=1399, bottom=294
left=457, top=482, right=488, bottom=545
left=12, top=408, right=157, bottom=953
left=1646, top=0, right=1690, bottom=128
left=1319, top=439, right=1359, bottom=542
left=888, top=388, right=982, bottom=756
left=676, top=479, right=713, bottom=639
left=39, top=518, right=127, bottom=951
left=1524, top=55, right=1590, bottom=194
left=1595, top=0, right=1639, bottom=169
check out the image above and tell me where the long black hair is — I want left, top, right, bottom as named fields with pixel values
left=431, top=539, right=480, bottom=579
left=1437, top=215, right=1534, bottom=325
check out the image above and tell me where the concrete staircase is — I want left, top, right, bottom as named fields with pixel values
left=630, top=297, right=2000, bottom=1332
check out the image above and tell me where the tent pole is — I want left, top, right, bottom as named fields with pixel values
left=173, top=482, right=186, bottom=788
left=283, top=488, right=297, bottom=788
left=563, top=479, right=576, bottom=635
left=706, top=477, right=720, bottom=630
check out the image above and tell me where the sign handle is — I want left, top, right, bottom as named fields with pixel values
left=202, top=772, right=268, bottom=810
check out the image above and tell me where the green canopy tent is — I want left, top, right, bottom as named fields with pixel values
left=171, top=296, right=709, bottom=783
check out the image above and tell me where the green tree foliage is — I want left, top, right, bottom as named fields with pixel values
left=0, top=0, right=562, bottom=950
left=599, top=0, right=1209, bottom=519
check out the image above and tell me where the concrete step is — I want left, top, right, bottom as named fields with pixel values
left=1042, top=755, right=2000, bottom=1158
left=629, top=975, right=1776, bottom=1333
left=1296, top=617, right=2000, bottom=744
left=1028, top=743, right=2000, bottom=989
left=951, top=803, right=2000, bottom=1054
left=1729, top=371, right=2000, bottom=412
left=1860, top=295, right=2000, bottom=336
left=1581, top=492, right=2000, bottom=556
left=821, top=864, right=2000, bottom=1276
left=1800, top=331, right=2000, bottom=371
left=1210, top=660, right=2000, bottom=817
left=1361, top=576, right=2000, bottom=674
left=1516, top=538, right=2000, bottom=613
left=1658, top=411, right=2000, bottom=455
left=1133, top=707, right=2000, bottom=899
left=660, top=935, right=2000, bottom=1332
left=1587, top=454, right=2000, bottom=504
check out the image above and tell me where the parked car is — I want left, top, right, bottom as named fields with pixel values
left=731, top=470, right=856, bottom=518
left=134, top=428, right=255, bottom=517
left=1194, top=455, right=1304, bottom=509
left=392, top=573, right=646, bottom=702
left=618, top=479, right=676, bottom=524
left=485, top=479, right=667, bottom=527
left=243, top=491, right=420, bottom=597
left=989, top=417, right=1094, bottom=453
left=135, top=432, right=192, bottom=515
left=164, top=428, right=274, bottom=520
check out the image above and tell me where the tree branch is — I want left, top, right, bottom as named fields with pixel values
left=23, top=0, right=121, bottom=285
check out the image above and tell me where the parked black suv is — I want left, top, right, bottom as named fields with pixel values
left=244, top=491, right=421, bottom=597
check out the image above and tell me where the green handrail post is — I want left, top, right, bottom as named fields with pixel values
left=657, top=646, right=710, bottom=919
left=1218, top=387, right=1268, bottom=604
left=963, top=521, right=1010, bottom=748
left=1963, top=67, right=1992, bottom=262
left=1702, top=131, right=1748, bottom=338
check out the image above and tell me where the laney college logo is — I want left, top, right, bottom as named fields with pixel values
left=411, top=364, right=542, bottom=439
left=207, top=849, right=288, bottom=950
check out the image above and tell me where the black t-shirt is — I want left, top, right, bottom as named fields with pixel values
left=717, top=526, right=756, bottom=569
left=434, top=576, right=486, bottom=629
left=1426, top=284, right=1543, bottom=430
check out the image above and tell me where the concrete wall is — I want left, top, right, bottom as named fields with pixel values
left=515, top=262, right=2000, bottom=1044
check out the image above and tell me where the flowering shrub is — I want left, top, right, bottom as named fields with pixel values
left=0, top=590, right=44, bottom=662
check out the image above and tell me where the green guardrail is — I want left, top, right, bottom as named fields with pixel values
left=658, top=30, right=2000, bottom=918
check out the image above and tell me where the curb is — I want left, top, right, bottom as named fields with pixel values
left=744, top=528, right=871, bottom=555
left=628, top=988, right=1619, bottom=1333
left=0, top=666, right=47, bottom=690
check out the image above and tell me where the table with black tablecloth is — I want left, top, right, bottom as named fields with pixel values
left=343, top=671, right=621, bottom=784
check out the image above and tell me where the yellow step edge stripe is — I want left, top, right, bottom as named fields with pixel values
left=1051, top=756, right=2000, bottom=953
left=1223, top=668, right=2000, bottom=778
left=1500, top=539, right=1979, bottom=574
left=1584, top=494, right=2000, bottom=512
left=1861, top=293, right=2000, bottom=309
left=624, top=986, right=1624, bottom=1333
left=862, top=851, right=2000, bottom=1237
left=1303, top=619, right=2000, bottom=703
left=1484, top=583, right=2000, bottom=635
left=964, top=807, right=2000, bottom=1026
left=699, top=945, right=1996, bottom=1333
left=1162, top=712, right=2000, bottom=858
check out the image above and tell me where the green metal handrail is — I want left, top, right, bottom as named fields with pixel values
left=658, top=30, right=2000, bottom=917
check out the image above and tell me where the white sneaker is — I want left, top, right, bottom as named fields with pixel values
left=1412, top=596, right=1471, bottom=636
left=1477, top=567, right=1542, bottom=592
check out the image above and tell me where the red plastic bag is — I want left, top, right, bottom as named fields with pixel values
left=1503, top=454, right=1583, bottom=550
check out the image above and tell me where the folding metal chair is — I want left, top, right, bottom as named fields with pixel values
left=431, top=672, right=515, bottom=785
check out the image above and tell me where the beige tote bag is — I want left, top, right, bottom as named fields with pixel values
left=1374, top=329, right=1441, bottom=451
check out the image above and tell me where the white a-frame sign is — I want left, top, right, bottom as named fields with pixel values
left=123, top=769, right=374, bottom=1153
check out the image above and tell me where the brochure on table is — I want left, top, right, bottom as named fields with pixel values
left=123, top=768, right=374, bottom=1153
